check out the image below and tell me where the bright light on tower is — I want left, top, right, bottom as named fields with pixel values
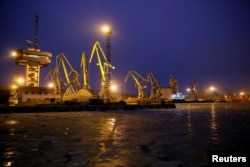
left=101, top=25, right=111, bottom=34
left=110, top=84, right=118, bottom=92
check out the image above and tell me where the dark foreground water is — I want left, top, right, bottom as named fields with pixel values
left=1, top=102, right=250, bottom=167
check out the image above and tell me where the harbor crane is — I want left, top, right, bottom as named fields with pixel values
left=124, top=71, right=148, bottom=101
left=190, top=79, right=198, bottom=100
left=45, top=52, right=93, bottom=103
left=169, top=73, right=179, bottom=93
left=89, top=41, right=115, bottom=101
left=54, top=53, right=81, bottom=98
left=147, top=72, right=162, bottom=101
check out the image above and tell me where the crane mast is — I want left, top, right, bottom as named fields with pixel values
left=124, top=71, right=148, bottom=100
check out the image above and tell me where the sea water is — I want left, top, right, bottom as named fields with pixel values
left=1, top=102, right=250, bottom=166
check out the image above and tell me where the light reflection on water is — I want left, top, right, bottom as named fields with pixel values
left=210, top=103, right=219, bottom=144
left=107, top=118, right=116, bottom=132
left=1, top=103, right=250, bottom=166
left=3, top=161, right=13, bottom=167
left=100, top=118, right=116, bottom=139
left=6, top=120, right=19, bottom=125
left=210, top=103, right=217, bottom=131
left=187, top=109, right=192, bottom=133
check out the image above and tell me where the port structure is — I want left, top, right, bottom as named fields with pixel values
left=89, top=41, right=115, bottom=102
left=45, top=52, right=93, bottom=103
left=80, top=52, right=89, bottom=90
left=147, top=72, right=162, bottom=101
left=13, top=13, right=52, bottom=87
left=124, top=71, right=148, bottom=102
left=169, top=74, right=179, bottom=94
left=51, top=53, right=81, bottom=95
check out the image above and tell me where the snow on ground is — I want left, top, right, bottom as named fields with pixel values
left=1, top=103, right=250, bottom=167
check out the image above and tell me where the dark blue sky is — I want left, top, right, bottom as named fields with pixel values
left=0, top=0, right=250, bottom=94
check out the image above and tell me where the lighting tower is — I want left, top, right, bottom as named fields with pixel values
left=13, top=13, right=52, bottom=87
left=101, top=25, right=112, bottom=102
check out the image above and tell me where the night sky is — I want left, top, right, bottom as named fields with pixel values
left=0, top=0, right=250, bottom=94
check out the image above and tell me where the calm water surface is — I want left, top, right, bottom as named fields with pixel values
left=1, top=102, right=250, bottom=167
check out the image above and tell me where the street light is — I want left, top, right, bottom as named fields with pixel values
left=47, top=82, right=54, bottom=88
left=110, top=84, right=118, bottom=92
left=240, top=91, right=245, bottom=96
left=16, top=77, right=25, bottom=85
left=11, top=51, right=17, bottom=57
left=209, top=86, right=216, bottom=92
left=11, top=84, right=17, bottom=90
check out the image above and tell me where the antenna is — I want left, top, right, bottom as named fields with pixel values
left=34, top=12, right=39, bottom=50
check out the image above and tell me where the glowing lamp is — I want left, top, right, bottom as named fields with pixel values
left=11, top=51, right=17, bottom=57
left=101, top=25, right=112, bottom=34
left=47, top=82, right=54, bottom=88
left=209, top=86, right=215, bottom=91
left=11, top=84, right=17, bottom=90
left=17, top=77, right=24, bottom=85
left=110, top=84, right=117, bottom=92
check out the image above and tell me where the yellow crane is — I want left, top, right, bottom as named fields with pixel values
left=54, top=53, right=81, bottom=98
left=45, top=52, right=93, bottom=103
left=89, top=41, right=115, bottom=101
left=60, top=52, right=93, bottom=103
left=55, top=53, right=80, bottom=87
left=124, top=71, right=148, bottom=101
left=147, top=72, right=162, bottom=100
left=169, top=73, right=179, bottom=93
